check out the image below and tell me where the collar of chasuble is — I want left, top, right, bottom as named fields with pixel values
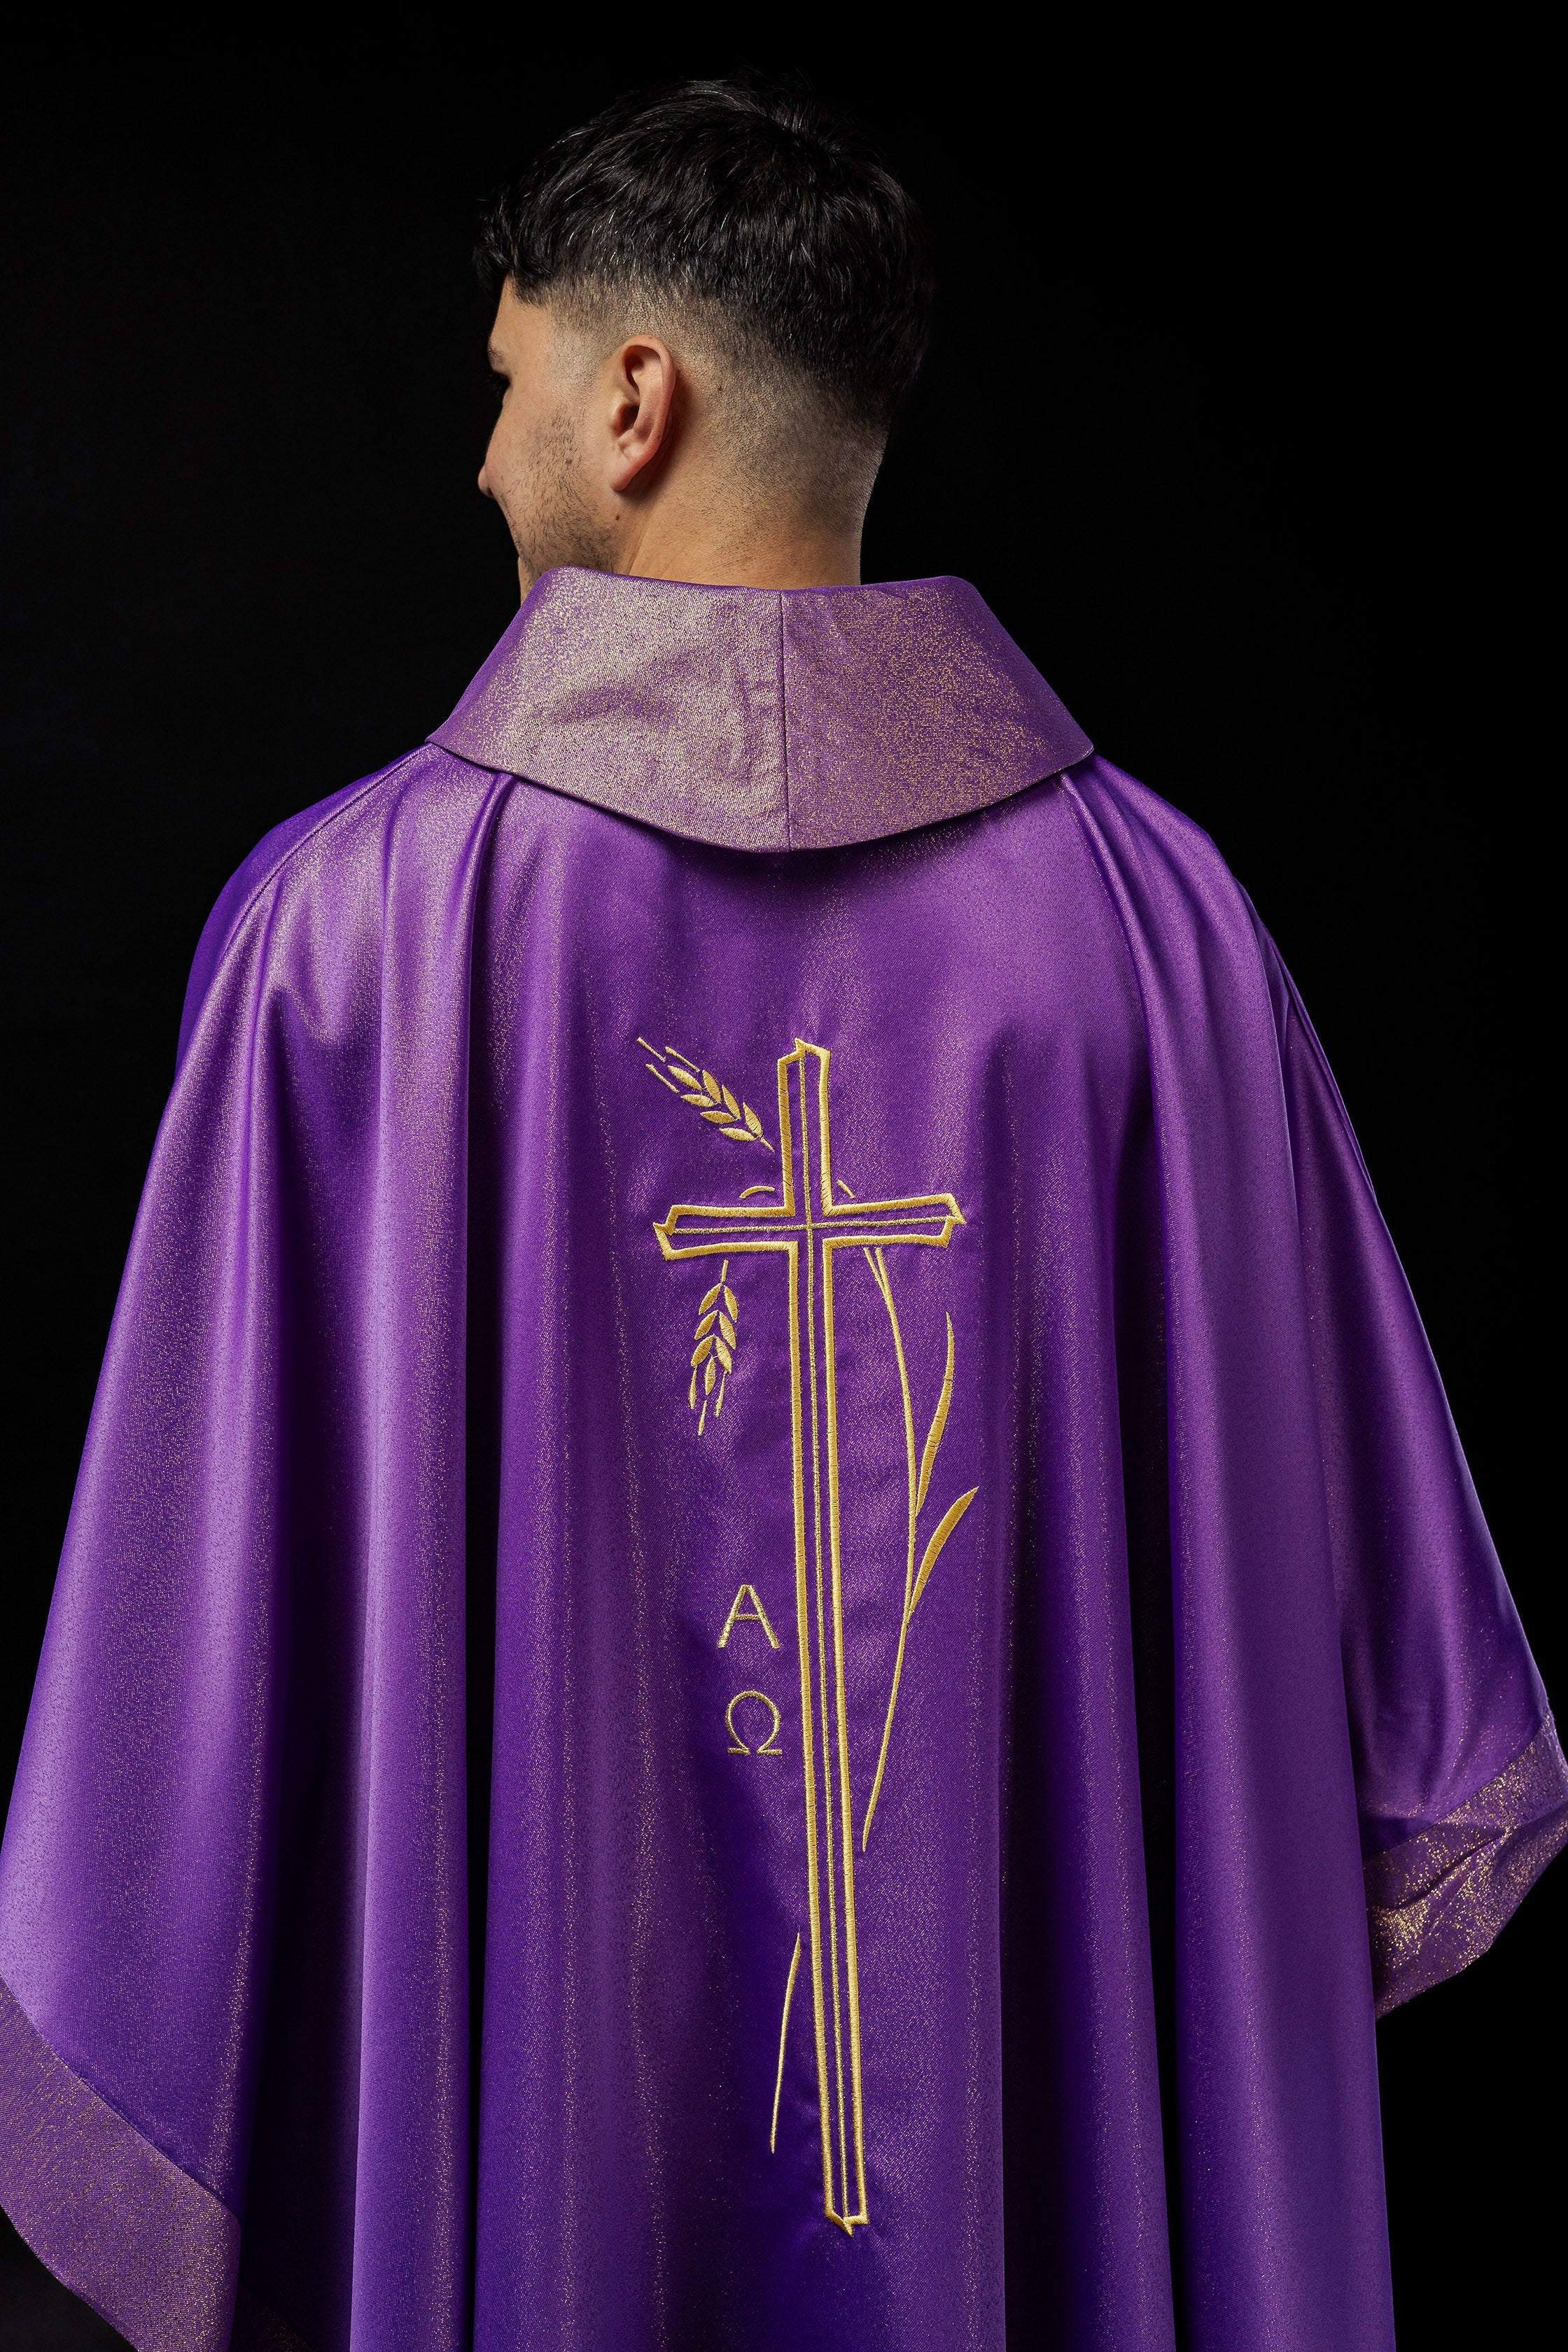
left=428, top=569, right=1092, bottom=852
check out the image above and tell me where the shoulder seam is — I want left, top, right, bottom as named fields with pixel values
left=212, top=749, right=426, bottom=955
left=209, top=743, right=516, bottom=973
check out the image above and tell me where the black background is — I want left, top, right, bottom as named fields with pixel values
left=2, top=28, right=1558, bottom=2349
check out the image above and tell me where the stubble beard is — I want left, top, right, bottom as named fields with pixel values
left=505, top=405, right=619, bottom=592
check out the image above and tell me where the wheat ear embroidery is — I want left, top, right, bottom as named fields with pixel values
left=689, top=1259, right=741, bottom=1434
left=639, top=1038, right=774, bottom=1149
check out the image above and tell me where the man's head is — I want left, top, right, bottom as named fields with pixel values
left=475, top=78, right=932, bottom=594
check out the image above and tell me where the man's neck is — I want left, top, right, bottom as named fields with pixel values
left=614, top=491, right=864, bottom=592
left=621, top=528, right=862, bottom=591
left=516, top=505, right=863, bottom=601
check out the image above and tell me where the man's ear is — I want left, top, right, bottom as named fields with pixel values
left=606, top=337, right=679, bottom=494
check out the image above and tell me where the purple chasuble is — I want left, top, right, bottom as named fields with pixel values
left=1, top=571, right=1563, bottom=2352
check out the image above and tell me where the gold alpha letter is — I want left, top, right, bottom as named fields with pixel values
left=717, top=1584, right=781, bottom=1649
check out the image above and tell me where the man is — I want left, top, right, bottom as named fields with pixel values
left=0, top=76, right=1561, bottom=2352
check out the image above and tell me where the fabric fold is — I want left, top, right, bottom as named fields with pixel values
left=1064, top=762, right=1396, bottom=2350
left=1365, top=1714, right=1568, bottom=2014
left=0, top=1972, right=239, bottom=2352
left=0, top=746, right=507, bottom=2352
left=1, top=577, right=1557, bottom=2350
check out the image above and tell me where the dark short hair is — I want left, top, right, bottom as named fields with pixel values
left=477, top=78, right=932, bottom=436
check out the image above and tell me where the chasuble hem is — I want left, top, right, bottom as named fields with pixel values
left=0, top=1971, right=239, bottom=2352
left=1364, top=1713, right=1568, bottom=2015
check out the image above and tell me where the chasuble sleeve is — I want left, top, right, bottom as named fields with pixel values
left=0, top=748, right=493, bottom=2352
left=1262, top=940, right=1568, bottom=2013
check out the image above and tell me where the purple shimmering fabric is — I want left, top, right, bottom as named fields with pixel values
left=1, top=573, right=1562, bottom=2352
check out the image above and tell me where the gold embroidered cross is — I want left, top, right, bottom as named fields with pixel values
left=654, top=1039, right=963, bottom=2233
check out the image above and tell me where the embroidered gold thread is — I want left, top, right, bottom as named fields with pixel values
left=913, top=1490, right=976, bottom=1609
left=821, top=1232, right=867, bottom=2216
left=799, top=1058, right=850, bottom=2221
left=771, top=1933, right=804, bottom=2153
left=917, top=1312, right=956, bottom=1514
left=727, top=1690, right=784, bottom=1755
left=790, top=1232, right=836, bottom=2227
left=643, top=1039, right=775, bottom=1149
left=650, top=1034, right=965, bottom=2234
left=862, top=1284, right=977, bottom=1850
left=718, top=1585, right=781, bottom=1648
left=861, top=1248, right=918, bottom=1856
left=687, top=1259, right=740, bottom=1432
left=740, top=1185, right=775, bottom=1199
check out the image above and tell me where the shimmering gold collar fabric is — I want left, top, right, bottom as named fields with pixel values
left=428, top=570, right=1092, bottom=850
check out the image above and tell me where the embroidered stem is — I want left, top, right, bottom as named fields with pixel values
left=861, top=1259, right=922, bottom=1850
left=771, top=1932, right=803, bottom=2152
left=862, top=1283, right=975, bottom=1851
